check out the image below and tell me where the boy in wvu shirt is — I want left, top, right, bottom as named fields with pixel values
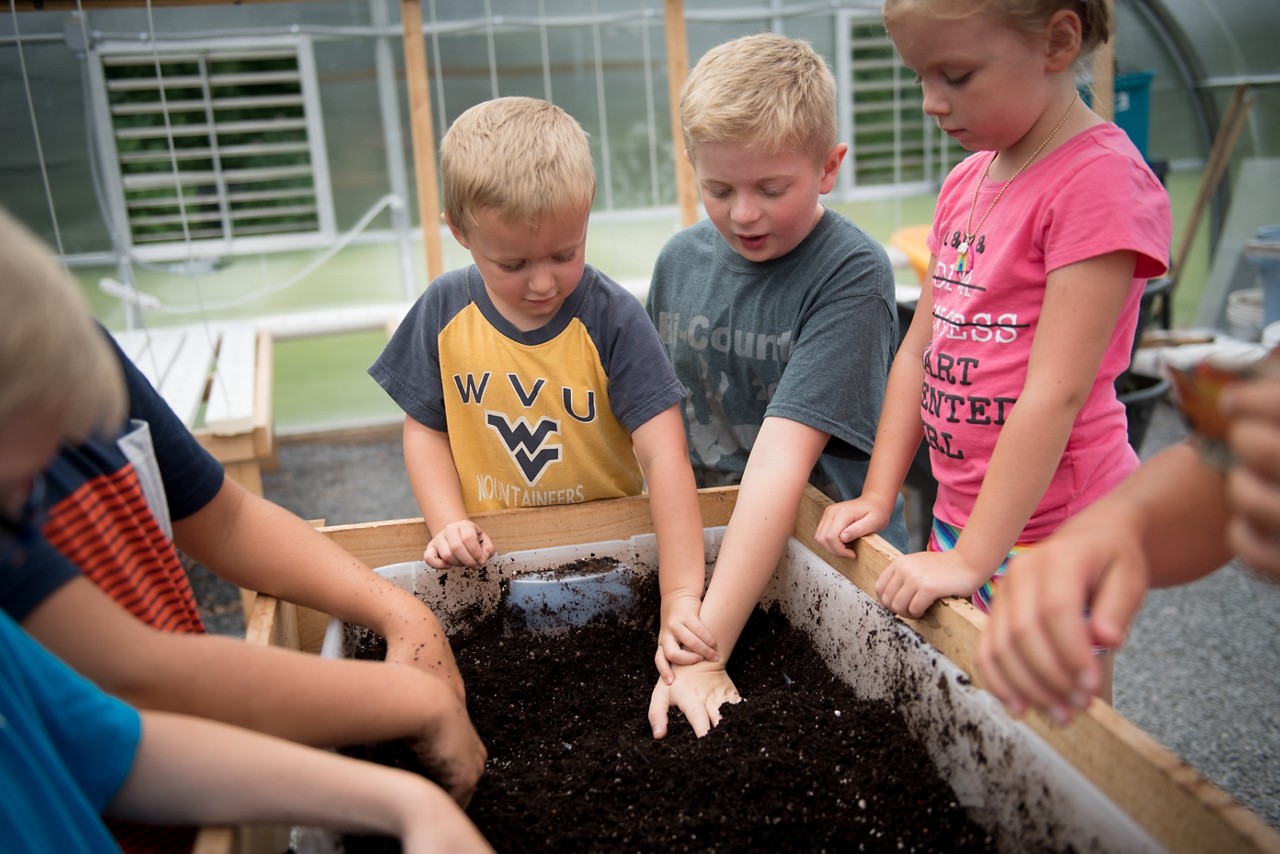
left=371, top=97, right=716, bottom=671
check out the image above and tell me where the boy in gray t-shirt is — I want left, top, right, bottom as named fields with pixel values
left=645, top=33, right=907, bottom=740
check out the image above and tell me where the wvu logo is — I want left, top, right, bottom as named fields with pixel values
left=485, top=411, right=561, bottom=485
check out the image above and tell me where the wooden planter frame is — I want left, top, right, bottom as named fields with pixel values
left=197, top=486, right=1280, bottom=854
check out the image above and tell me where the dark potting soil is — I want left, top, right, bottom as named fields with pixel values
left=336, top=585, right=996, bottom=854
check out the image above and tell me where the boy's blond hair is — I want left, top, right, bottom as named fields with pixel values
left=440, top=96, right=596, bottom=233
left=0, top=207, right=125, bottom=440
left=679, top=33, right=837, bottom=163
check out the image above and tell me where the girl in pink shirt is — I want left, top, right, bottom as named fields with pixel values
left=816, top=0, right=1170, bottom=702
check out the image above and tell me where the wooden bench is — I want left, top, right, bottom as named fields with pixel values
left=112, top=323, right=276, bottom=496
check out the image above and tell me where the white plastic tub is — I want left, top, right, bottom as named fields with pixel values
left=316, top=528, right=1158, bottom=853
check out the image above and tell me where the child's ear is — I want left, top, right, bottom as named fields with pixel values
left=1044, top=9, right=1083, bottom=72
left=818, top=143, right=848, bottom=194
left=442, top=212, right=470, bottom=248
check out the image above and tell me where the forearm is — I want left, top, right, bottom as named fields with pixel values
left=958, top=389, right=1078, bottom=572
left=154, top=642, right=460, bottom=749
left=643, top=449, right=707, bottom=602
left=404, top=417, right=471, bottom=536
left=961, top=252, right=1143, bottom=569
left=862, top=320, right=929, bottom=503
left=175, top=483, right=463, bottom=695
left=1084, top=441, right=1232, bottom=586
left=175, top=483, right=384, bottom=616
left=700, top=500, right=792, bottom=656
left=700, top=421, right=827, bottom=657
left=25, top=582, right=458, bottom=748
left=109, top=710, right=448, bottom=837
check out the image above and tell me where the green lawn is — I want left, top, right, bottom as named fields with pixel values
left=80, top=171, right=1209, bottom=435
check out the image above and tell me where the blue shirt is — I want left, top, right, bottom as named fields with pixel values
left=0, top=608, right=140, bottom=851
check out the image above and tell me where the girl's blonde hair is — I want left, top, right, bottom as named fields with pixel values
left=680, top=33, right=837, bottom=163
left=0, top=207, right=126, bottom=441
left=440, top=96, right=596, bottom=233
left=883, top=0, right=1112, bottom=61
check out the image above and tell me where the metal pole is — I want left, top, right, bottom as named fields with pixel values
left=371, top=0, right=417, bottom=299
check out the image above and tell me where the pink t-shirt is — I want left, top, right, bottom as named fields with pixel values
left=923, top=123, right=1171, bottom=542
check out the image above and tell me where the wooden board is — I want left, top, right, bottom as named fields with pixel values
left=227, top=486, right=1280, bottom=854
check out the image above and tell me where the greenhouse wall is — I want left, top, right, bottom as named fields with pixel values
left=8, top=0, right=1269, bottom=267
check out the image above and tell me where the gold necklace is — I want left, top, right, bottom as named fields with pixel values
left=956, top=95, right=1078, bottom=273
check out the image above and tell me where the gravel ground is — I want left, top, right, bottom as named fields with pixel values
left=1112, top=401, right=1280, bottom=831
left=186, top=398, right=1279, bottom=831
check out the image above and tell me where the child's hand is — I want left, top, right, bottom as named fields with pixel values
left=1223, top=358, right=1280, bottom=578
left=403, top=684, right=489, bottom=808
left=655, top=593, right=719, bottom=684
left=647, top=659, right=741, bottom=739
left=976, top=524, right=1147, bottom=725
left=814, top=495, right=890, bottom=559
left=873, top=549, right=987, bottom=619
left=424, top=521, right=494, bottom=569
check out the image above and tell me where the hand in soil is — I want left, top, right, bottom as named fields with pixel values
left=655, top=592, right=719, bottom=682
left=343, top=607, right=996, bottom=852
left=647, top=659, right=742, bottom=739
left=408, top=685, right=489, bottom=807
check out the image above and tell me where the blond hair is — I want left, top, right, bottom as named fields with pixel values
left=0, top=207, right=125, bottom=441
left=440, top=96, right=595, bottom=233
left=679, top=33, right=837, bottom=162
left=883, top=0, right=1112, bottom=61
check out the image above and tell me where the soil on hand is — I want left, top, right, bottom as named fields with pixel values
left=339, top=585, right=995, bottom=853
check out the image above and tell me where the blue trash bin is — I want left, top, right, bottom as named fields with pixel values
left=1080, top=69, right=1155, bottom=161
left=1113, top=70, right=1155, bottom=161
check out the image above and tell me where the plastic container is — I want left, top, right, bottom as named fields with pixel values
left=1161, top=340, right=1269, bottom=440
left=1226, top=287, right=1265, bottom=342
left=1244, top=224, right=1280, bottom=327
left=1263, top=320, right=1280, bottom=351
left=313, top=530, right=1159, bottom=853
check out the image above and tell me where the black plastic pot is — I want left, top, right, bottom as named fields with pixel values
left=1118, top=369, right=1171, bottom=453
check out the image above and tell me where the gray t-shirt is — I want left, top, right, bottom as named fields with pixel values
left=647, top=208, right=908, bottom=551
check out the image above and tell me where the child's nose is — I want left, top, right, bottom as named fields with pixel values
left=730, top=196, right=760, bottom=224
left=920, top=83, right=949, bottom=118
left=528, top=265, right=557, bottom=295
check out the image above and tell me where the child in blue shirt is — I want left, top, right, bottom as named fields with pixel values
left=0, top=205, right=491, bottom=853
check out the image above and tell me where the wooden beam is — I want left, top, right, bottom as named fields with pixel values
left=663, top=0, right=698, bottom=228
left=400, top=0, right=445, bottom=281
left=1091, top=0, right=1116, bottom=121
left=1169, top=83, right=1254, bottom=289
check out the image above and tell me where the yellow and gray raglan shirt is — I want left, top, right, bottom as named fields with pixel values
left=370, top=264, right=687, bottom=513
